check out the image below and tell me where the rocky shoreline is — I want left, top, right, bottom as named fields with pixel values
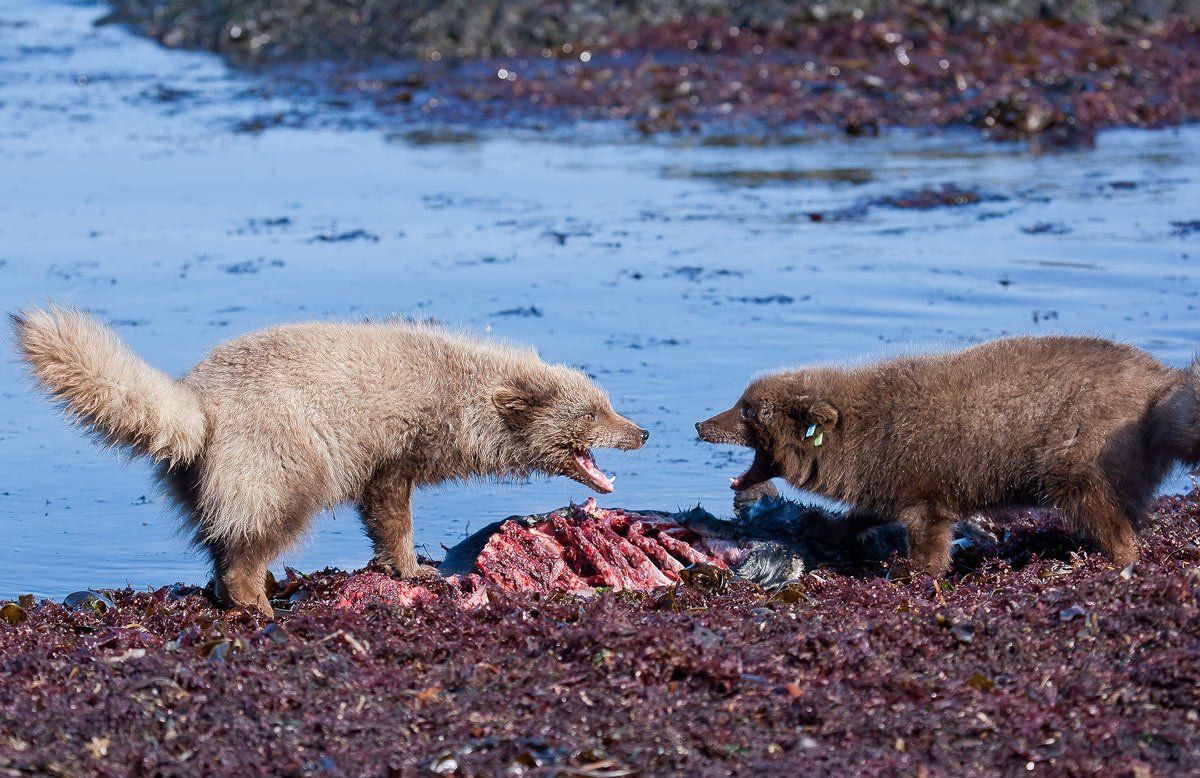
left=102, top=1, right=1200, bottom=141
left=3, top=490, right=1199, bottom=774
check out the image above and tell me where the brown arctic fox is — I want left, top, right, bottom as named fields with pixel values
left=697, top=336, right=1200, bottom=576
left=12, top=305, right=647, bottom=613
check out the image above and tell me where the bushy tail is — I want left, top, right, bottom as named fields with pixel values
left=11, top=304, right=207, bottom=466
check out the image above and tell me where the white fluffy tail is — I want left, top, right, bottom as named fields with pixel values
left=11, top=304, right=207, bottom=466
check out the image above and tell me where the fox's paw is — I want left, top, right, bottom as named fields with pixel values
left=373, top=557, right=440, bottom=580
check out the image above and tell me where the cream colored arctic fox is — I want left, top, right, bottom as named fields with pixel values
left=12, top=305, right=647, bottom=613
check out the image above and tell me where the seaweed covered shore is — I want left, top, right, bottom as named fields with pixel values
left=3, top=490, right=1199, bottom=775
left=102, top=0, right=1200, bottom=141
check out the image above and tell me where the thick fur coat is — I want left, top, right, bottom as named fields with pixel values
left=13, top=306, right=647, bottom=612
left=698, top=336, right=1200, bottom=575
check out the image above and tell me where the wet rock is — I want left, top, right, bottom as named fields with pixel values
left=1022, top=222, right=1071, bottom=235
left=62, top=589, right=115, bottom=614
left=223, top=257, right=285, bottom=273
left=730, top=294, right=796, bottom=304
left=810, top=183, right=1001, bottom=221
left=667, top=167, right=875, bottom=187
left=140, top=83, right=196, bottom=102
left=874, top=184, right=994, bottom=210
left=491, top=305, right=543, bottom=318
left=307, top=228, right=380, bottom=243
left=0, top=603, right=28, bottom=626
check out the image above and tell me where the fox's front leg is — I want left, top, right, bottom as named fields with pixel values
left=359, top=463, right=438, bottom=579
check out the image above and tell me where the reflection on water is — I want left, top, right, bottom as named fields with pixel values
left=1, top=0, right=1197, bottom=597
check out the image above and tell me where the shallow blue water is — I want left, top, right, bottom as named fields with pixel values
left=1, top=0, right=1197, bottom=598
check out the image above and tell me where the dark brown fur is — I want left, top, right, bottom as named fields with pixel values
left=698, top=336, right=1200, bottom=576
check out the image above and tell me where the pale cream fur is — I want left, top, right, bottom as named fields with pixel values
left=12, top=305, right=207, bottom=465
left=11, top=305, right=646, bottom=613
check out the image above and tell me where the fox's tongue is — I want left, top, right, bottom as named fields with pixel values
left=573, top=450, right=615, bottom=493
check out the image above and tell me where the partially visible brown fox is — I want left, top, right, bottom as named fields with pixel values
left=698, top=336, right=1200, bottom=576
left=12, top=305, right=647, bottom=613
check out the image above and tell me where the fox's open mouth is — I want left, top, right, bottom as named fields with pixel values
left=570, top=449, right=615, bottom=493
left=730, top=447, right=780, bottom=491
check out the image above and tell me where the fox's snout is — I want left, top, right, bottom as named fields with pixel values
left=602, top=412, right=649, bottom=450
left=618, top=419, right=650, bottom=450
left=696, top=406, right=751, bottom=446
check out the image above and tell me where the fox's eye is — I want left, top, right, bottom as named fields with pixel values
left=582, top=412, right=596, bottom=422
left=741, top=406, right=756, bottom=421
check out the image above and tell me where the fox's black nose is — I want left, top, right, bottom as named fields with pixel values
left=639, top=428, right=650, bottom=443
left=695, top=422, right=702, bottom=432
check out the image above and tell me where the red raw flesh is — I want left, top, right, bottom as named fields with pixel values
left=336, top=502, right=731, bottom=611
left=581, top=523, right=647, bottom=590
left=590, top=510, right=632, bottom=534
left=539, top=514, right=579, bottom=549
left=627, top=521, right=684, bottom=579
left=658, top=528, right=731, bottom=570
left=566, top=523, right=627, bottom=589
left=336, top=572, right=438, bottom=610
left=476, top=521, right=591, bottom=593
left=595, top=524, right=675, bottom=588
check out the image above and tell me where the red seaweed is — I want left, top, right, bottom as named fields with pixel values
left=103, top=2, right=1200, bottom=142
left=2, top=490, right=1199, bottom=774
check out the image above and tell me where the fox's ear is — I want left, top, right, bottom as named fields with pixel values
left=492, top=389, right=527, bottom=414
left=493, top=378, right=555, bottom=422
left=787, top=398, right=839, bottom=428
left=807, top=400, right=839, bottom=428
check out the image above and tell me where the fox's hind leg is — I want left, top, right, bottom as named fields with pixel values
left=899, top=503, right=957, bottom=577
left=209, top=536, right=286, bottom=615
left=197, top=464, right=319, bottom=614
left=164, top=464, right=280, bottom=615
left=360, top=463, right=437, bottom=579
left=1049, top=475, right=1138, bottom=567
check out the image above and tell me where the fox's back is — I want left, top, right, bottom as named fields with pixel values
left=860, top=336, right=1181, bottom=507
left=184, top=321, right=536, bottom=403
